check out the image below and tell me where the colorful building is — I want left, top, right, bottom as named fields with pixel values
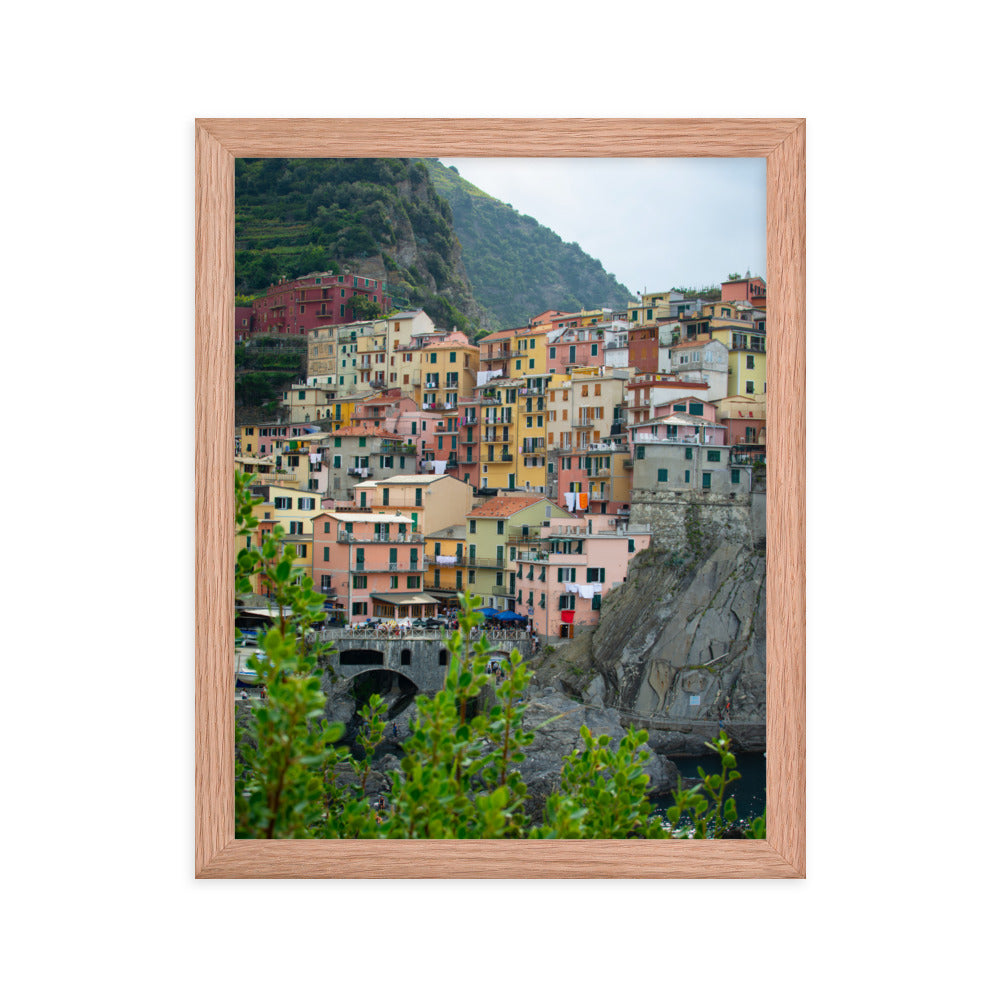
left=546, top=326, right=606, bottom=375
left=513, top=514, right=652, bottom=640
left=311, top=511, right=432, bottom=623
left=465, top=495, right=567, bottom=611
left=418, top=332, right=479, bottom=412
left=352, top=473, right=473, bottom=537
left=423, top=524, right=467, bottom=612
left=253, top=271, right=391, bottom=337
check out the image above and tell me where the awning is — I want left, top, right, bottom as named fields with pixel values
left=369, top=592, right=439, bottom=607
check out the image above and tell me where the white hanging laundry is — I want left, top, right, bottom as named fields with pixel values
left=436, top=555, right=457, bottom=565
left=566, top=582, right=579, bottom=594
left=592, top=582, right=603, bottom=594
left=563, top=492, right=577, bottom=512
left=432, top=460, right=447, bottom=475
left=578, top=584, right=595, bottom=599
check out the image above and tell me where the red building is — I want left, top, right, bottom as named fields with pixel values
left=252, top=271, right=392, bottom=336
left=720, top=275, right=766, bottom=309
left=627, top=324, right=660, bottom=374
left=235, top=306, right=254, bottom=341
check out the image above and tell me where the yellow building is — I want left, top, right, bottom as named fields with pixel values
left=418, top=332, right=479, bottom=411
left=510, top=329, right=547, bottom=377
left=424, top=523, right=467, bottom=612
left=242, top=485, right=322, bottom=594
left=465, top=495, right=566, bottom=611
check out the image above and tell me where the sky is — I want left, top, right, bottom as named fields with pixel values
left=439, top=158, right=766, bottom=296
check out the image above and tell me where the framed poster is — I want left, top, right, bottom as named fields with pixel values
left=196, top=119, right=805, bottom=877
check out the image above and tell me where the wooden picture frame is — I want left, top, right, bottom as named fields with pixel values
left=196, top=118, right=805, bottom=878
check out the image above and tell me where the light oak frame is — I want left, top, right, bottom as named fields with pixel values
left=196, top=119, right=805, bottom=878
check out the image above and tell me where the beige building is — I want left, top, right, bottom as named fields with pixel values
left=352, top=473, right=473, bottom=536
left=545, top=366, right=628, bottom=452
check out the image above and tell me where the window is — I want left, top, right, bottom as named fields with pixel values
left=702, top=472, right=712, bottom=489
left=407, top=575, right=421, bottom=588
left=289, top=521, right=304, bottom=534
left=390, top=575, right=399, bottom=589
left=274, top=496, right=291, bottom=510
left=592, top=594, right=602, bottom=610
left=320, top=574, right=331, bottom=590
left=297, top=497, right=315, bottom=510
left=497, top=520, right=504, bottom=535
left=353, top=575, right=367, bottom=589
left=323, top=547, right=329, bottom=561
left=707, top=450, right=721, bottom=463
left=746, top=355, right=755, bottom=370
left=746, top=381, right=755, bottom=394
left=628, top=538, right=635, bottom=553
left=657, top=468, right=669, bottom=482
left=550, top=347, right=556, bottom=359
left=323, top=521, right=330, bottom=533
left=636, top=446, right=645, bottom=460
left=450, top=351, right=456, bottom=363
left=430, top=353, right=437, bottom=363
left=469, top=520, right=476, bottom=534
left=731, top=469, right=741, bottom=484
left=415, top=488, right=422, bottom=506
left=298, top=390, right=306, bottom=400
left=685, top=447, right=693, bottom=460
left=689, top=402, right=704, bottom=416
left=352, top=602, right=368, bottom=616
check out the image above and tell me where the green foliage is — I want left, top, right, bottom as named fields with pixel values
left=536, top=727, right=664, bottom=839
left=234, top=473, right=763, bottom=840
left=664, top=731, right=766, bottom=839
left=346, top=294, right=382, bottom=321
left=234, top=470, right=347, bottom=837
left=234, top=157, right=485, bottom=336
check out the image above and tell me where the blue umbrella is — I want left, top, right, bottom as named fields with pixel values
left=494, top=610, right=523, bottom=623
left=480, top=606, right=499, bottom=618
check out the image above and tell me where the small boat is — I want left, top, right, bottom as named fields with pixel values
left=235, top=646, right=262, bottom=687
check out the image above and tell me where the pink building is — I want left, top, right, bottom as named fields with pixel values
left=650, top=396, right=718, bottom=422
left=311, top=511, right=433, bottom=623
left=514, top=514, right=651, bottom=640
left=252, top=270, right=391, bottom=336
left=546, top=327, right=606, bottom=374
left=551, top=448, right=631, bottom=516
left=630, top=412, right=727, bottom=451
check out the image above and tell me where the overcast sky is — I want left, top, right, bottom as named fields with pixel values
left=439, top=158, right=766, bottom=296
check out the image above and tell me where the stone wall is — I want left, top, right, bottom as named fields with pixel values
left=629, top=488, right=754, bottom=554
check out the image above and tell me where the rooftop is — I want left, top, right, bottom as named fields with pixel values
left=471, top=495, right=557, bottom=519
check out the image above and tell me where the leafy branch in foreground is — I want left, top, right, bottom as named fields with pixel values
left=233, top=471, right=764, bottom=840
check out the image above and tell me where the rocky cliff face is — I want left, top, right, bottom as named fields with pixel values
left=529, top=524, right=766, bottom=753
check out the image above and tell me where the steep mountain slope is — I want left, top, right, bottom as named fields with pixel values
left=235, top=157, right=493, bottom=334
left=423, top=159, right=634, bottom=329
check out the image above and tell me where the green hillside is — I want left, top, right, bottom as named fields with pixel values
left=235, top=158, right=490, bottom=334
left=423, top=159, right=634, bottom=329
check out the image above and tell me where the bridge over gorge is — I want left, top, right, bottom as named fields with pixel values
left=319, top=627, right=535, bottom=693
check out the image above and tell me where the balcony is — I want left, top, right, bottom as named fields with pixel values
left=380, top=441, right=416, bottom=455
left=571, top=418, right=594, bottom=428
left=423, top=380, right=439, bottom=390
left=508, top=527, right=542, bottom=542
left=358, top=360, right=372, bottom=370
left=492, top=585, right=514, bottom=597
left=337, top=531, right=424, bottom=544
left=467, top=556, right=500, bottom=569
